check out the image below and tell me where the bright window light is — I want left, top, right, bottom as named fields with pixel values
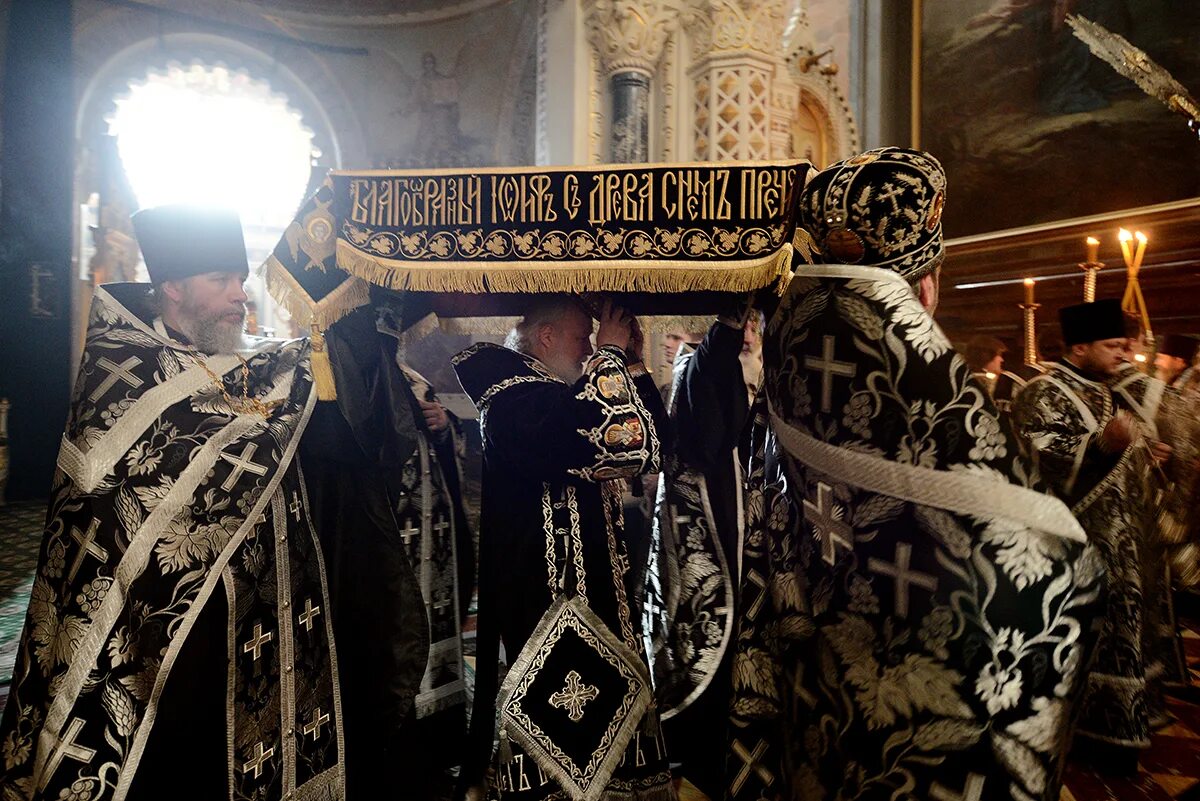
left=109, top=62, right=317, bottom=230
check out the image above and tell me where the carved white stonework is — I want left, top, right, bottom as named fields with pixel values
left=589, top=48, right=605, bottom=163
left=683, top=0, right=789, bottom=64
left=692, top=61, right=772, bottom=161
left=658, top=31, right=678, bottom=161
left=584, top=0, right=687, bottom=77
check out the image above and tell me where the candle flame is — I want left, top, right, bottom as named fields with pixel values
left=1134, top=353, right=1147, bottom=363
left=1135, top=231, right=1147, bottom=244
left=1024, top=278, right=1035, bottom=286
left=1119, top=228, right=1132, bottom=242
left=1086, top=236, right=1100, bottom=245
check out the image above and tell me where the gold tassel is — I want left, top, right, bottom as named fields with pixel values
left=498, top=725, right=514, bottom=764
left=310, top=328, right=337, bottom=400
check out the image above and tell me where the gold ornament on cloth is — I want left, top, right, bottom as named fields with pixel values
left=187, top=353, right=282, bottom=418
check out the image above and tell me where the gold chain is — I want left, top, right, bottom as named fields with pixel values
left=188, top=352, right=280, bottom=418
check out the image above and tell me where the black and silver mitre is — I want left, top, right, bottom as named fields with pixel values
left=799, top=146, right=946, bottom=281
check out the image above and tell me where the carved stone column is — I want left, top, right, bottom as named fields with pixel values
left=684, top=0, right=790, bottom=162
left=585, top=0, right=684, bottom=162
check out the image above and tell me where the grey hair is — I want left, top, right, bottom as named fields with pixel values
left=505, top=294, right=588, bottom=354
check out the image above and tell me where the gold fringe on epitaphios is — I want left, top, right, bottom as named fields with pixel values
left=335, top=240, right=792, bottom=296
left=263, top=255, right=372, bottom=400
left=263, top=254, right=371, bottom=331
left=434, top=313, right=717, bottom=337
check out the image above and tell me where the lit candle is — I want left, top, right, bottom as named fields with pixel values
left=1118, top=228, right=1133, bottom=268
left=1133, top=231, right=1148, bottom=271
left=1086, top=236, right=1100, bottom=263
left=1024, top=277, right=1035, bottom=305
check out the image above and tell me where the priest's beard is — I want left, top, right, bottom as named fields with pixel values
left=177, top=298, right=245, bottom=355
left=543, top=352, right=584, bottom=383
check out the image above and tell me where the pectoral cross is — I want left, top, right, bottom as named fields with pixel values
left=867, top=541, right=938, bottom=618
left=549, top=670, right=599, bottom=722
left=37, top=718, right=97, bottom=791
left=67, top=519, right=109, bottom=583
left=241, top=741, right=275, bottom=780
left=242, top=623, right=273, bottom=661
left=432, top=589, right=452, bottom=617
left=804, top=335, right=857, bottom=413
left=803, top=483, right=853, bottom=566
left=730, top=738, right=773, bottom=796
left=219, top=442, right=269, bottom=491
left=289, top=493, right=302, bottom=522
left=931, top=774, right=985, bottom=801
left=303, top=708, right=330, bottom=741
left=298, top=598, right=321, bottom=632
left=90, top=356, right=143, bottom=402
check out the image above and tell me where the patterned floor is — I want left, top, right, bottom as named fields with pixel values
left=0, top=500, right=46, bottom=711
left=1062, top=622, right=1200, bottom=801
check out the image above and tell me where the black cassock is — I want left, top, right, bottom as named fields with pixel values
left=454, top=343, right=675, bottom=801
left=300, top=306, right=473, bottom=800
left=642, top=320, right=762, bottom=799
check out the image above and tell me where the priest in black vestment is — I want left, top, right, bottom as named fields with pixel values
left=731, top=148, right=1104, bottom=801
left=454, top=296, right=674, bottom=801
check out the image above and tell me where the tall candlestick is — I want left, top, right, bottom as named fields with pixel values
left=1133, top=231, right=1148, bottom=271
left=1118, top=228, right=1133, bottom=268
left=1024, top=277, right=1035, bottom=305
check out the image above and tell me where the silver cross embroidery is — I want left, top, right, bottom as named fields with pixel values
left=803, top=483, right=853, bottom=566
left=867, top=541, right=938, bottom=618
left=549, top=670, right=599, bottom=722
left=219, top=442, right=269, bottom=491
left=298, top=598, right=321, bottom=632
left=303, top=708, right=330, bottom=741
left=242, top=623, right=273, bottom=661
left=241, top=741, right=275, bottom=780
left=90, top=356, right=143, bottom=402
left=38, top=718, right=97, bottom=791
left=804, top=335, right=856, bottom=413
left=67, top=520, right=109, bottom=583
left=730, top=738, right=773, bottom=796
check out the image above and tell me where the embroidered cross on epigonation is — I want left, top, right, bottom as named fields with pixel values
left=743, top=569, right=769, bottom=622
left=219, top=442, right=269, bottom=491
left=399, top=520, right=420, bottom=548
left=931, top=774, right=986, bottom=801
left=730, top=738, right=774, bottom=796
left=289, top=493, right=303, bottom=522
left=803, top=483, right=853, bottom=566
left=241, top=741, right=275, bottom=780
left=37, top=717, right=98, bottom=791
left=298, top=598, right=321, bottom=632
left=89, top=356, right=144, bottom=402
left=804, top=335, right=857, bottom=413
left=243, top=623, right=273, bottom=661
left=549, top=670, right=599, bottom=722
left=303, top=708, right=330, bottom=741
left=867, top=541, right=938, bottom=618
left=67, top=519, right=109, bottom=583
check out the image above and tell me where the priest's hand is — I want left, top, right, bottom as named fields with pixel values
left=1100, top=412, right=1134, bottom=453
left=419, top=399, right=449, bottom=432
left=597, top=299, right=633, bottom=351
left=463, top=783, right=487, bottom=801
left=1148, top=439, right=1173, bottom=466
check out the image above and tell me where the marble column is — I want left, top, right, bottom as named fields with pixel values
left=609, top=70, right=651, bottom=162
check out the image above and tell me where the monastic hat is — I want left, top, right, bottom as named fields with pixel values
left=1158, top=333, right=1199, bottom=361
left=131, top=205, right=248, bottom=284
left=799, top=147, right=947, bottom=281
left=1059, top=298, right=1126, bottom=346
